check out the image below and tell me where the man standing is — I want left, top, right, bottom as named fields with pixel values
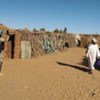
left=0, top=30, right=5, bottom=76
left=86, top=38, right=100, bottom=74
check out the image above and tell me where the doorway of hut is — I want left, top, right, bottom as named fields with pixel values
left=7, top=34, right=15, bottom=59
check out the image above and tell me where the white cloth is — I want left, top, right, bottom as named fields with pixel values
left=86, top=44, right=100, bottom=69
left=92, top=38, right=97, bottom=43
left=0, top=51, right=3, bottom=62
left=0, top=37, right=4, bottom=42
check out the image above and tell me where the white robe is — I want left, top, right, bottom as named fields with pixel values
left=86, top=44, right=100, bottom=69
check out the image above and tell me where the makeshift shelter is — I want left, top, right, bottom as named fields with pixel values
left=0, top=24, right=77, bottom=59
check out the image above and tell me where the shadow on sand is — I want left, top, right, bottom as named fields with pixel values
left=56, top=61, right=90, bottom=73
left=79, top=57, right=88, bottom=67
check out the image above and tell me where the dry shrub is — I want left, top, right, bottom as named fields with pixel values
left=65, top=33, right=76, bottom=47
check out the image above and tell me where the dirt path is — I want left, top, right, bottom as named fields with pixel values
left=0, top=47, right=100, bottom=100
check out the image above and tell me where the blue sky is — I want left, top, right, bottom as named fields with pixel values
left=0, top=0, right=100, bottom=34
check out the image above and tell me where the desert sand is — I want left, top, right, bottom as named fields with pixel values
left=0, top=47, right=100, bottom=100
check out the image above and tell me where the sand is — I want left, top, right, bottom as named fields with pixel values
left=0, top=47, right=100, bottom=100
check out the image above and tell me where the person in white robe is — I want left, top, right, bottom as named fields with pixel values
left=86, top=38, right=100, bottom=71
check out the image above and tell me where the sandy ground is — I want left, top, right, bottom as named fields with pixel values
left=0, top=47, right=100, bottom=100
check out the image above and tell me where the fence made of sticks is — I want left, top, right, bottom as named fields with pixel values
left=3, top=25, right=100, bottom=59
